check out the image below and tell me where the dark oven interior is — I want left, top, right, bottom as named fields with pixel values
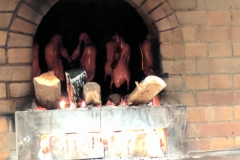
left=34, top=0, right=162, bottom=105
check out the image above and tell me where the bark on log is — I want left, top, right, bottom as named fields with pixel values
left=65, top=69, right=87, bottom=108
left=33, top=71, right=61, bottom=109
left=83, top=82, right=101, bottom=105
left=127, top=75, right=166, bottom=105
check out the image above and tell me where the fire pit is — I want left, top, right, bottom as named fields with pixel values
left=16, top=104, right=187, bottom=160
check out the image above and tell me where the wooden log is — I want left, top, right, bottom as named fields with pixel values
left=107, top=93, right=121, bottom=106
left=127, top=75, right=166, bottom=105
left=65, top=68, right=87, bottom=108
left=83, top=82, right=101, bottom=105
left=33, top=71, right=61, bottom=109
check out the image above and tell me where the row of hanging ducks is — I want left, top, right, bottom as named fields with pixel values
left=32, top=32, right=154, bottom=90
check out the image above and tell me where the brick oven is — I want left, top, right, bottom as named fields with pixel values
left=1, top=0, right=240, bottom=159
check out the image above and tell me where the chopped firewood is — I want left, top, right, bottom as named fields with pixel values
left=107, top=93, right=121, bottom=106
left=33, top=71, right=61, bottom=110
left=65, top=69, right=87, bottom=108
left=127, top=75, right=166, bottom=105
left=83, top=82, right=101, bottom=105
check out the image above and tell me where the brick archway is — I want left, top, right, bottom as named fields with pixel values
left=2, top=0, right=182, bottom=111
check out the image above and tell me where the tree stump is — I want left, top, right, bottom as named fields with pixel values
left=33, top=71, right=61, bottom=109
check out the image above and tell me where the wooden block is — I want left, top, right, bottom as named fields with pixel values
left=33, top=71, right=61, bottom=109
left=127, top=76, right=166, bottom=105
left=83, top=82, right=101, bottom=105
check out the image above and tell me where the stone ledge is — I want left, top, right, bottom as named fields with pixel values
left=15, top=105, right=187, bottom=159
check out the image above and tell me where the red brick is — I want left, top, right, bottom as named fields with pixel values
left=187, top=123, right=197, bottom=139
left=197, top=0, right=231, bottom=10
left=234, top=74, right=240, bottom=88
left=149, top=2, right=172, bottom=21
left=0, top=31, right=7, bottom=46
left=179, top=92, right=194, bottom=107
left=8, top=33, right=33, bottom=47
left=188, top=139, right=210, bottom=152
left=0, top=100, right=17, bottom=114
left=0, top=66, right=32, bottom=81
left=10, top=18, right=37, bottom=34
left=131, top=0, right=144, bottom=6
left=196, top=91, right=240, bottom=106
left=232, top=11, right=240, bottom=25
left=210, top=106, right=233, bottom=122
left=142, top=0, right=164, bottom=13
left=232, top=0, right=240, bottom=10
left=0, top=83, right=6, bottom=98
left=207, top=11, right=231, bottom=26
left=197, top=58, right=240, bottom=74
left=196, top=27, right=230, bottom=41
left=184, top=60, right=196, bottom=74
left=0, top=133, right=15, bottom=150
left=176, top=11, right=207, bottom=25
left=162, top=60, right=184, bottom=74
left=235, top=136, right=240, bottom=148
left=210, top=75, right=232, bottom=89
left=233, top=42, right=240, bottom=56
left=155, top=14, right=178, bottom=31
left=0, top=48, right=6, bottom=64
left=0, top=13, right=12, bottom=28
left=210, top=137, right=233, bottom=150
left=208, top=42, right=232, bottom=57
left=18, top=3, right=42, bottom=24
left=185, top=75, right=208, bottom=90
left=182, top=27, right=197, bottom=42
left=161, top=92, right=193, bottom=107
left=234, top=106, right=240, bottom=120
left=197, top=122, right=240, bottom=138
left=160, top=43, right=184, bottom=58
left=185, top=43, right=207, bottom=57
left=168, top=0, right=197, bottom=11
left=8, top=48, right=32, bottom=64
left=187, top=107, right=208, bottom=123
left=0, top=116, right=8, bottom=132
left=231, top=26, right=240, bottom=40
left=164, top=76, right=183, bottom=91
left=159, top=28, right=183, bottom=43
left=9, top=82, right=33, bottom=98
left=0, top=150, right=11, bottom=160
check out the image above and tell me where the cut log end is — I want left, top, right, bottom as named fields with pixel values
left=33, top=71, right=61, bottom=109
left=127, top=75, right=166, bottom=105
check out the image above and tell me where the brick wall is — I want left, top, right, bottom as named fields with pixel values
left=0, top=0, right=240, bottom=159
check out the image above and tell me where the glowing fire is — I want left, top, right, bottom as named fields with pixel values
left=36, top=105, right=47, bottom=110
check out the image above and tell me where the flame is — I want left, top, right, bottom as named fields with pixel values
left=59, top=100, right=66, bottom=109
left=69, top=102, right=76, bottom=109
left=152, top=95, right=161, bottom=106
left=36, top=105, right=47, bottom=111
left=80, top=100, right=86, bottom=107
left=119, top=98, right=128, bottom=106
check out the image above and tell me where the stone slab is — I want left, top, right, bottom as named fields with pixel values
left=15, top=105, right=187, bottom=160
